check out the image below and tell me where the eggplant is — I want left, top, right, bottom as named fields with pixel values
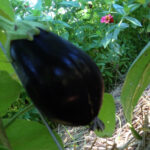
left=10, top=29, right=104, bottom=129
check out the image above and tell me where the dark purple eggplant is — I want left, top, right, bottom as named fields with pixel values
left=10, top=29, right=104, bottom=129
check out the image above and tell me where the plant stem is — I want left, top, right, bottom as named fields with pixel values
left=4, top=103, right=34, bottom=129
left=37, top=110, right=63, bottom=150
left=0, top=118, right=12, bottom=150
left=128, top=123, right=142, bottom=140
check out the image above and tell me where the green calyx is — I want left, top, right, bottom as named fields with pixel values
left=0, top=16, right=48, bottom=60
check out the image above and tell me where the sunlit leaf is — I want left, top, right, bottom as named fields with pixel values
left=6, top=119, right=64, bottom=150
left=101, top=33, right=112, bottom=48
left=34, top=0, right=42, bottom=10
left=95, top=93, right=115, bottom=137
left=125, top=16, right=142, bottom=27
left=0, top=0, right=14, bottom=21
left=121, top=42, right=150, bottom=122
left=112, top=28, right=120, bottom=40
left=136, top=0, right=146, bottom=4
left=44, top=0, right=52, bottom=7
left=113, top=4, right=125, bottom=15
left=0, top=30, right=14, bottom=73
left=128, top=3, right=141, bottom=12
left=119, top=23, right=129, bottom=29
left=0, top=71, right=21, bottom=115
left=59, top=1, right=80, bottom=8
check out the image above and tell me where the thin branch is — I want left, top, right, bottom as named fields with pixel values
left=0, top=118, right=12, bottom=150
left=4, top=103, right=34, bottom=128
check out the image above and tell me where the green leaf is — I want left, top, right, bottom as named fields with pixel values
left=101, top=33, right=112, bottom=48
left=34, top=0, right=42, bottom=10
left=147, top=23, right=150, bottom=32
left=0, top=145, right=9, bottom=150
left=121, top=42, right=150, bottom=123
left=113, top=4, right=125, bottom=15
left=128, top=3, right=141, bottom=12
left=44, top=0, right=52, bottom=7
left=54, top=20, right=71, bottom=28
left=0, top=71, right=21, bottom=115
left=61, top=32, right=69, bottom=40
left=112, top=28, right=120, bottom=40
left=136, top=0, right=146, bottom=4
left=0, top=0, right=14, bottom=21
left=125, top=16, right=142, bottom=27
left=95, top=93, right=115, bottom=137
left=0, top=30, right=14, bottom=73
left=6, top=119, right=63, bottom=150
left=59, top=1, right=80, bottom=7
left=119, top=23, right=129, bottom=29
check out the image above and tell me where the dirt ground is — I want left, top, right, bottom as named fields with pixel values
left=57, top=84, right=150, bottom=150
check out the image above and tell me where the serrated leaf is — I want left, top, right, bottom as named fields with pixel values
left=125, top=16, right=142, bottom=27
left=0, top=71, right=21, bottom=115
left=0, top=0, right=14, bottom=21
left=6, top=119, right=64, bottom=150
left=113, top=4, right=125, bottom=15
left=95, top=93, right=115, bottom=137
left=121, top=42, right=150, bottom=122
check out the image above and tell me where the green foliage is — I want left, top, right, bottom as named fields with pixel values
left=0, top=71, right=21, bottom=116
left=0, top=30, right=14, bottom=73
left=9, top=0, right=149, bottom=92
left=5, top=119, right=63, bottom=150
left=0, top=0, right=149, bottom=149
left=95, top=93, right=116, bottom=137
left=0, top=0, right=14, bottom=21
left=0, top=145, right=9, bottom=150
left=121, top=42, right=150, bottom=123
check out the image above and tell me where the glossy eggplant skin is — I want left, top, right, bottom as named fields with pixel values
left=10, top=29, right=104, bottom=126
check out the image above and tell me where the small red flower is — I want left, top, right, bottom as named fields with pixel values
left=100, top=14, right=114, bottom=24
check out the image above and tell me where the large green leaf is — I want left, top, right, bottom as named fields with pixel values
left=0, top=71, right=21, bottom=115
left=121, top=42, right=150, bottom=123
left=6, top=119, right=63, bottom=150
left=0, top=0, right=14, bottom=21
left=95, top=93, right=116, bottom=137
